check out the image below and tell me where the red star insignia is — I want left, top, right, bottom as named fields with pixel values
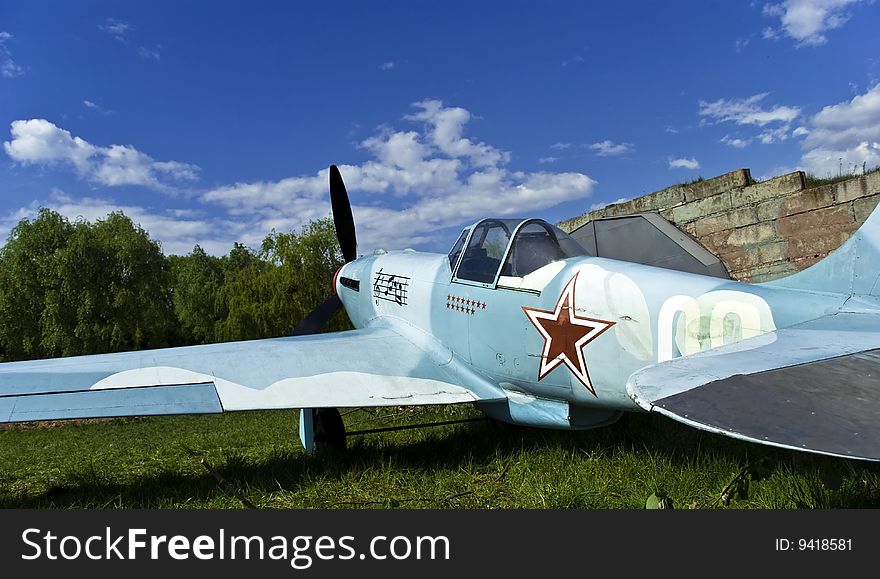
left=522, top=271, right=615, bottom=396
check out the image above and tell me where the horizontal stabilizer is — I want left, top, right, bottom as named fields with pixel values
left=628, top=312, right=880, bottom=461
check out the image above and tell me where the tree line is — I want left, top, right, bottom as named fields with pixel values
left=0, top=208, right=350, bottom=362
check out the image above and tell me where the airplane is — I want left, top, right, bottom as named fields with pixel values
left=1, top=165, right=879, bottom=462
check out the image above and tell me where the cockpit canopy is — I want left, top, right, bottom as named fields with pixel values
left=448, top=218, right=589, bottom=285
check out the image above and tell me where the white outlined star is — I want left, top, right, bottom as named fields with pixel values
left=522, top=271, right=615, bottom=396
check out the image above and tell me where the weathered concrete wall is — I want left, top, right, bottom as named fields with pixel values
left=558, top=169, right=880, bottom=282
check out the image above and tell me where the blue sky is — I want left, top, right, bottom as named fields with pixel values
left=1, top=1, right=879, bottom=255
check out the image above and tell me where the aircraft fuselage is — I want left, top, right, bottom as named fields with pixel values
left=336, top=249, right=846, bottom=426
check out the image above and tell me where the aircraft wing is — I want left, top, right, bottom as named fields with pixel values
left=0, top=320, right=504, bottom=424
left=627, top=311, right=880, bottom=461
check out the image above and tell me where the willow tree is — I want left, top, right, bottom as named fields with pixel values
left=213, top=218, right=350, bottom=342
left=0, top=209, right=175, bottom=360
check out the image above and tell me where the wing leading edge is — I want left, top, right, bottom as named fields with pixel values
left=627, top=312, right=880, bottom=461
left=0, top=320, right=504, bottom=424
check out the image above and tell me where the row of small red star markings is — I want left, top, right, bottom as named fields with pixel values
left=446, top=295, right=487, bottom=309
left=446, top=303, right=477, bottom=315
left=445, top=294, right=488, bottom=314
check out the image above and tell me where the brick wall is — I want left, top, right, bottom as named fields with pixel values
left=558, top=169, right=880, bottom=282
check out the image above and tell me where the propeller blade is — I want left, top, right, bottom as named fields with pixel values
left=291, top=294, right=343, bottom=336
left=329, top=165, right=358, bottom=263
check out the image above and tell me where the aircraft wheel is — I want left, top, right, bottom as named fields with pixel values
left=314, top=408, right=347, bottom=452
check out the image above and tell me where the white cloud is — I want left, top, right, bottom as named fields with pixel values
left=590, top=197, right=631, bottom=211
left=759, top=125, right=795, bottom=144
left=699, top=93, right=801, bottom=126
left=798, top=84, right=880, bottom=175
left=562, top=55, right=585, bottom=67
left=3, top=119, right=200, bottom=192
left=4, top=102, right=597, bottom=255
left=201, top=100, right=596, bottom=252
left=2, top=190, right=231, bottom=256
left=82, top=99, right=114, bottom=116
left=762, top=26, right=780, bottom=40
left=550, top=142, right=572, bottom=150
left=804, top=83, right=880, bottom=149
left=0, top=31, right=24, bottom=79
left=99, top=18, right=131, bottom=41
left=721, top=135, right=752, bottom=148
left=762, top=0, right=863, bottom=47
left=138, top=45, right=162, bottom=61
left=735, top=37, right=751, bottom=52
left=404, top=100, right=510, bottom=167
left=699, top=93, right=801, bottom=148
left=669, top=157, right=701, bottom=170
left=380, top=61, right=396, bottom=70
left=589, top=140, right=634, bottom=156
left=801, top=142, right=880, bottom=177
left=538, top=156, right=559, bottom=164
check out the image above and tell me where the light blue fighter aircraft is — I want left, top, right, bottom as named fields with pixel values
left=2, top=165, right=879, bottom=461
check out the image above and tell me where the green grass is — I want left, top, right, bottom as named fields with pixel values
left=803, top=165, right=880, bottom=188
left=2, top=405, right=879, bottom=509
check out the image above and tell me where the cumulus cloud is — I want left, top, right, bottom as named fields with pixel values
left=669, top=157, right=701, bottom=170
left=762, top=0, right=863, bottom=47
left=3, top=119, right=200, bottom=192
left=0, top=31, right=24, bottom=78
left=721, top=135, right=752, bottom=148
left=699, top=93, right=801, bottom=148
left=138, top=45, right=162, bottom=61
left=404, top=100, right=510, bottom=167
left=99, top=18, right=131, bottom=41
left=201, top=100, right=596, bottom=251
left=380, top=61, right=396, bottom=70
left=590, top=197, right=631, bottom=211
left=801, top=142, right=880, bottom=177
left=4, top=101, right=597, bottom=254
left=699, top=93, right=801, bottom=127
left=98, top=18, right=132, bottom=42
left=589, top=140, right=634, bottom=156
left=804, top=83, right=880, bottom=149
left=799, top=83, right=880, bottom=176
left=1, top=190, right=232, bottom=256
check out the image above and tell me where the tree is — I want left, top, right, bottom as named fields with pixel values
left=0, top=210, right=176, bottom=360
left=0, top=208, right=73, bottom=360
left=54, top=212, right=176, bottom=355
left=169, top=245, right=224, bottom=344
left=0, top=209, right=352, bottom=360
left=263, top=217, right=351, bottom=333
left=213, top=218, right=351, bottom=342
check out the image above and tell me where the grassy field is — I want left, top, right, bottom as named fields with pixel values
left=2, top=404, right=879, bottom=509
